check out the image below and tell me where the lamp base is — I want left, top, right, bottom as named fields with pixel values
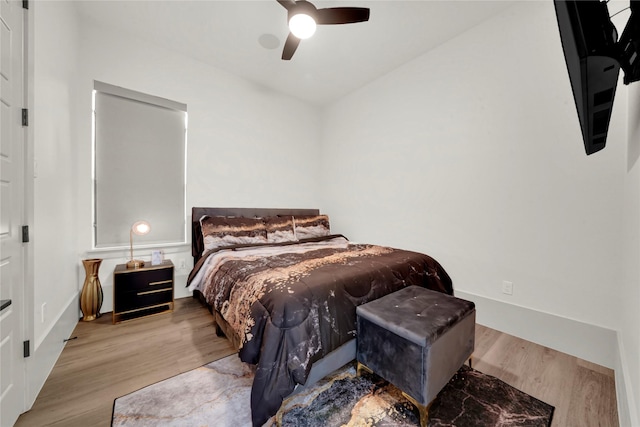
left=126, top=259, right=145, bottom=269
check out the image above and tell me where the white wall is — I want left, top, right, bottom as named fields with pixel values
left=28, top=0, right=84, bottom=407
left=321, top=1, right=625, bottom=330
left=320, top=0, right=634, bottom=417
left=622, top=82, right=640, bottom=425
left=27, top=0, right=321, bottom=409
left=612, top=1, right=639, bottom=419
left=33, top=1, right=81, bottom=349
left=72, top=13, right=321, bottom=308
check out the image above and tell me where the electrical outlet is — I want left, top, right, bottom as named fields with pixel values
left=502, top=280, right=513, bottom=295
left=41, top=302, right=46, bottom=323
left=179, top=259, right=186, bottom=270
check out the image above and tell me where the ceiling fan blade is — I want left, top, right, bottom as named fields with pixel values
left=316, top=7, right=370, bottom=25
left=282, top=33, right=301, bottom=60
left=277, top=0, right=297, bottom=11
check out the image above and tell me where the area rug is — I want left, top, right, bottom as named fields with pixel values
left=112, top=355, right=554, bottom=427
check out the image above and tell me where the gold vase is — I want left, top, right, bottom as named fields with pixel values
left=80, top=258, right=103, bottom=321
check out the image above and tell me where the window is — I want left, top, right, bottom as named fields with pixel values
left=92, top=81, right=187, bottom=248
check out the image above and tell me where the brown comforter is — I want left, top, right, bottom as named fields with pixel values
left=187, top=235, right=453, bottom=426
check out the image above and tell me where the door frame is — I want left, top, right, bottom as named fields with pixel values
left=22, top=0, right=35, bottom=411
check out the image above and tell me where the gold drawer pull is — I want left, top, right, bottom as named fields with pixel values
left=149, top=280, right=172, bottom=286
left=137, top=289, right=172, bottom=296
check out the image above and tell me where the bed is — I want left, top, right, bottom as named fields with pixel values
left=187, top=207, right=453, bottom=426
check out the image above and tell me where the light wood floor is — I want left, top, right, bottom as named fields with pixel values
left=15, top=297, right=618, bottom=427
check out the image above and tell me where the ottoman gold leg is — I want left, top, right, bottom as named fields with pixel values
left=402, top=392, right=432, bottom=427
left=356, top=361, right=373, bottom=377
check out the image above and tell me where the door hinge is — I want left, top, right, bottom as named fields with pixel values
left=22, top=225, right=29, bottom=243
left=22, top=0, right=28, bottom=10
left=21, top=108, right=28, bottom=126
left=23, top=340, right=30, bottom=358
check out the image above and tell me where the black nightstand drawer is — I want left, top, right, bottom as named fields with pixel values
left=113, top=260, right=174, bottom=323
left=114, top=268, right=173, bottom=292
left=114, top=287, right=173, bottom=312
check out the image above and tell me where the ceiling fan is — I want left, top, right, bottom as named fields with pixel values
left=277, top=0, right=370, bottom=60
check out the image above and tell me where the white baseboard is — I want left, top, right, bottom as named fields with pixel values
left=455, top=290, right=617, bottom=367
left=455, top=290, right=635, bottom=427
left=614, top=335, right=639, bottom=427
left=25, top=292, right=80, bottom=410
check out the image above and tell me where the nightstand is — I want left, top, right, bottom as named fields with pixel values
left=113, top=260, right=174, bottom=323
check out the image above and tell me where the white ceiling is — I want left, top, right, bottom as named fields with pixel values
left=74, top=0, right=515, bottom=106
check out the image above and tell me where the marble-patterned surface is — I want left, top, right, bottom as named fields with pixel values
left=276, top=364, right=553, bottom=427
left=112, top=356, right=553, bottom=427
left=428, top=366, right=554, bottom=427
left=112, top=355, right=255, bottom=426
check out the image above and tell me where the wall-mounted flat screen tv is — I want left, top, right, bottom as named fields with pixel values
left=554, top=0, right=620, bottom=155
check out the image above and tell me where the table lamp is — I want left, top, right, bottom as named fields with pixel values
left=127, top=220, right=150, bottom=269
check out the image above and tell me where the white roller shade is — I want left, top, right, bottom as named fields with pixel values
left=93, top=82, right=187, bottom=248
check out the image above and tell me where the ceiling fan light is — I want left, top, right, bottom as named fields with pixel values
left=289, top=13, right=316, bottom=39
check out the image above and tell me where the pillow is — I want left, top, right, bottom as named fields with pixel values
left=200, top=215, right=267, bottom=253
left=264, top=216, right=295, bottom=243
left=293, top=215, right=331, bottom=239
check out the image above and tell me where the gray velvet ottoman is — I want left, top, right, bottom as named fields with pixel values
left=356, top=285, right=475, bottom=427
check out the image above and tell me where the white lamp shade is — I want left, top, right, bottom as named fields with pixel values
left=127, top=220, right=151, bottom=268
left=131, top=220, right=151, bottom=236
left=289, top=13, right=316, bottom=39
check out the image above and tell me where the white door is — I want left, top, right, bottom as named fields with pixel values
left=0, top=0, right=26, bottom=426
